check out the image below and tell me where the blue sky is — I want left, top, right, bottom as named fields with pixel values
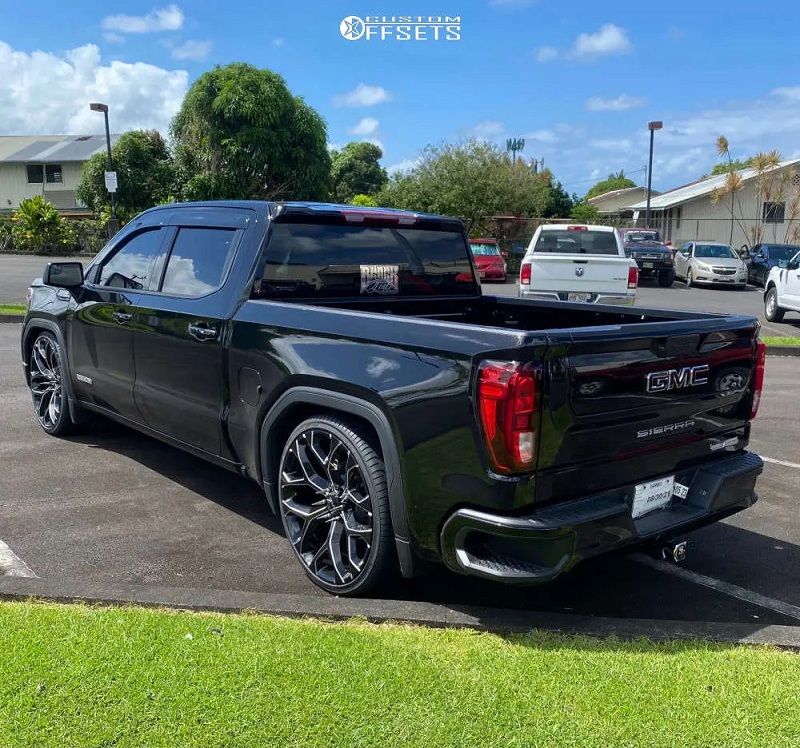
left=2, top=0, right=800, bottom=194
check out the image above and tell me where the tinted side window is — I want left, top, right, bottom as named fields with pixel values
left=99, top=229, right=166, bottom=290
left=160, top=227, right=236, bottom=297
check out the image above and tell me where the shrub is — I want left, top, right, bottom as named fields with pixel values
left=350, top=193, right=379, bottom=207
left=0, top=218, right=12, bottom=252
left=11, top=196, right=76, bottom=255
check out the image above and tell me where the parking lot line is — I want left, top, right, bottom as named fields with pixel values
left=631, top=553, right=800, bottom=622
left=0, top=540, right=37, bottom=578
left=762, top=455, right=800, bottom=470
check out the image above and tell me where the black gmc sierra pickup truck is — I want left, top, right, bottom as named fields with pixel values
left=22, top=201, right=765, bottom=595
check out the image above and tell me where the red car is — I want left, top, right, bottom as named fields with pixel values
left=469, top=238, right=507, bottom=282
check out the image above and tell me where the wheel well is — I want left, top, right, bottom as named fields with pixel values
left=22, top=326, right=51, bottom=382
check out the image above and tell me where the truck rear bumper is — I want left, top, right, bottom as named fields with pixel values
left=518, top=289, right=635, bottom=305
left=439, top=451, right=763, bottom=584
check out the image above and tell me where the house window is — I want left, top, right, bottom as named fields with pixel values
left=45, top=164, right=63, bottom=184
left=763, top=201, right=785, bottom=223
left=26, top=165, right=43, bottom=184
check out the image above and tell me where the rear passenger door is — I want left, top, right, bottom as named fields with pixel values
left=131, top=208, right=247, bottom=455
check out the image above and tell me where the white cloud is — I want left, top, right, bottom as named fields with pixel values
left=103, top=32, right=125, bottom=44
left=171, top=39, right=211, bottom=61
left=272, top=37, right=285, bottom=47
left=535, top=46, right=558, bottom=63
left=523, top=128, right=559, bottom=144
left=771, top=86, right=800, bottom=101
left=589, top=137, right=634, bottom=151
left=350, top=117, right=379, bottom=136
left=471, top=120, right=504, bottom=138
left=333, top=83, right=392, bottom=107
left=570, top=23, right=631, bottom=60
left=102, top=4, right=184, bottom=34
left=363, top=138, right=383, bottom=149
left=0, top=41, right=188, bottom=135
left=386, top=158, right=419, bottom=174
left=586, top=94, right=645, bottom=111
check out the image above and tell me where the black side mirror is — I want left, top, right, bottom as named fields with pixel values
left=788, top=259, right=800, bottom=271
left=43, top=262, right=83, bottom=288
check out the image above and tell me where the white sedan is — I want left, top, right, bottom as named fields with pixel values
left=674, top=241, right=748, bottom=289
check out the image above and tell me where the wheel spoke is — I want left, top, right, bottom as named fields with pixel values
left=342, top=511, right=372, bottom=542
left=326, top=519, right=349, bottom=584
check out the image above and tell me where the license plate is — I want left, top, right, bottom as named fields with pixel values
left=632, top=475, right=674, bottom=518
left=479, top=270, right=486, bottom=278
left=643, top=262, right=654, bottom=268
left=568, top=292, right=590, bottom=302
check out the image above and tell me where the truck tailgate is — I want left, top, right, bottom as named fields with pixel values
left=531, top=254, right=630, bottom=294
left=535, top=322, right=759, bottom=504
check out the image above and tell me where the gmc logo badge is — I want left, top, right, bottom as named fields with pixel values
left=646, top=364, right=709, bottom=393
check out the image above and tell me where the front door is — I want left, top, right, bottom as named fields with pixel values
left=675, top=243, right=691, bottom=278
left=68, top=226, right=172, bottom=423
left=131, top=211, right=246, bottom=455
left=784, top=251, right=800, bottom=308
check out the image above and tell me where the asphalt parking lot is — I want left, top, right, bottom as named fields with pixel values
left=1, top=322, right=798, bottom=628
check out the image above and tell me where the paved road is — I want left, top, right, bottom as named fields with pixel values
left=488, top=276, right=800, bottom=337
left=1, top=323, right=798, bottom=626
left=0, top=255, right=85, bottom=303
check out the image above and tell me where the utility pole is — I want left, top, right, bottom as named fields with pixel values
left=645, top=121, right=663, bottom=227
left=89, top=102, right=119, bottom=237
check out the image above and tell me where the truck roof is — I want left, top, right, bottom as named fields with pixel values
left=539, top=224, right=616, bottom=232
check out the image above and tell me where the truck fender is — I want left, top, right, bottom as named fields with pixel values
left=259, top=387, right=417, bottom=578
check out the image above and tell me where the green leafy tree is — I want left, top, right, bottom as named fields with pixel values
left=11, top=196, right=75, bottom=254
left=584, top=170, right=636, bottom=201
left=77, top=130, right=175, bottom=220
left=330, top=142, right=387, bottom=203
left=569, top=202, right=601, bottom=223
left=378, top=140, right=551, bottom=234
left=543, top=176, right=573, bottom=218
left=172, top=63, right=330, bottom=201
left=708, top=156, right=756, bottom=176
left=350, top=193, right=379, bottom=207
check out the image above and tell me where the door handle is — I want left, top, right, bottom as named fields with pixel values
left=112, top=311, right=133, bottom=324
left=188, top=323, right=217, bottom=341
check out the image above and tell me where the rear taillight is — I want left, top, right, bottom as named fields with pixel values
left=520, top=263, right=532, bottom=285
left=750, top=340, right=766, bottom=418
left=477, top=361, right=540, bottom=474
left=628, top=265, right=639, bottom=289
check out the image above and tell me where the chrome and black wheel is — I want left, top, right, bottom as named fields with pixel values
left=765, top=287, right=785, bottom=322
left=28, top=331, right=73, bottom=435
left=278, top=416, right=393, bottom=595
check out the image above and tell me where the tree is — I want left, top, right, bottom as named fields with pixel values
left=330, top=142, right=387, bottom=203
left=543, top=176, right=573, bottom=218
left=11, top=196, right=75, bottom=254
left=569, top=202, right=601, bottom=223
left=708, top=156, right=755, bottom=176
left=351, top=193, right=378, bottom=207
left=378, top=140, right=551, bottom=234
left=172, top=63, right=330, bottom=202
left=77, top=130, right=175, bottom=220
left=584, top=170, right=636, bottom=201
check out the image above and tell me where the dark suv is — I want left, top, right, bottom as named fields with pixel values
left=620, top=228, right=675, bottom=287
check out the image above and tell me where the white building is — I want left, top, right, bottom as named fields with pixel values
left=627, top=159, right=800, bottom=248
left=0, top=134, right=120, bottom=215
left=587, top=186, right=655, bottom=219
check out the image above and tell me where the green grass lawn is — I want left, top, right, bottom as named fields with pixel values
left=0, top=303, right=25, bottom=316
left=763, top=336, right=800, bottom=346
left=0, top=602, right=798, bottom=747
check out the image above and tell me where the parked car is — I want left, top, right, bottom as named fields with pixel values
left=22, top=201, right=764, bottom=596
left=747, top=243, right=800, bottom=286
left=519, top=224, right=639, bottom=304
left=764, top=246, right=800, bottom=321
left=674, top=241, right=748, bottom=289
left=469, top=238, right=507, bottom=282
left=619, top=228, right=675, bottom=287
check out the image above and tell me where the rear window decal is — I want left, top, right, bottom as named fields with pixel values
left=360, top=264, right=399, bottom=295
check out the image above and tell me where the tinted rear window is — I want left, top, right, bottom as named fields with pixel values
left=533, top=230, right=619, bottom=255
left=470, top=243, right=500, bottom=256
left=255, top=222, right=478, bottom=298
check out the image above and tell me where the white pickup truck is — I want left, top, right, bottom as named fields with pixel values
left=518, top=224, right=639, bottom=305
left=764, top=246, right=800, bottom=322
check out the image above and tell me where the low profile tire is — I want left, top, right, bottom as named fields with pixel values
left=277, top=416, right=395, bottom=596
left=765, top=287, right=785, bottom=322
left=28, top=331, right=74, bottom=436
left=658, top=269, right=675, bottom=287
left=686, top=269, right=694, bottom=288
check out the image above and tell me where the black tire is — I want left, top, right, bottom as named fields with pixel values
left=28, top=331, right=75, bottom=436
left=277, top=415, right=395, bottom=596
left=657, top=269, right=675, bottom=287
left=765, top=287, right=785, bottom=322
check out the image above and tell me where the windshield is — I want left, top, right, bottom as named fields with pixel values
left=470, top=243, right=500, bottom=256
left=695, top=244, right=737, bottom=259
left=625, top=231, right=660, bottom=243
left=256, top=221, right=478, bottom=298
left=764, top=245, right=799, bottom=261
left=534, top=229, right=619, bottom=255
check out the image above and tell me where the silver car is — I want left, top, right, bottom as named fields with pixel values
left=674, top=241, right=748, bottom=289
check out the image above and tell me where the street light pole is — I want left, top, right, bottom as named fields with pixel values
left=89, top=102, right=118, bottom=235
left=645, top=120, right=662, bottom=227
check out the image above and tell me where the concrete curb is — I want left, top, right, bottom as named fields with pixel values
left=0, top=315, right=24, bottom=323
left=766, top=346, right=800, bottom=357
left=1, top=575, right=798, bottom=649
